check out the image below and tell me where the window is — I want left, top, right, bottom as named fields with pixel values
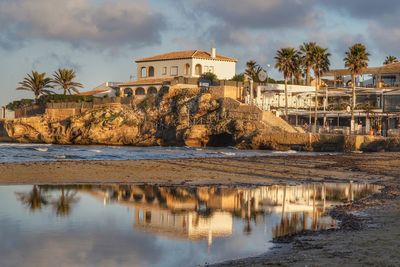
left=184, top=63, right=190, bottom=76
left=207, top=66, right=214, bottom=73
left=162, top=67, right=167, bottom=75
left=148, top=66, right=155, bottom=77
left=195, top=64, right=202, bottom=75
left=141, top=67, right=147, bottom=78
left=170, top=66, right=178, bottom=76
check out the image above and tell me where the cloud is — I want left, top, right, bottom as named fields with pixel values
left=319, top=0, right=400, bottom=20
left=32, top=53, right=82, bottom=72
left=189, top=0, right=318, bottom=29
left=368, top=23, right=400, bottom=56
left=0, top=0, right=166, bottom=50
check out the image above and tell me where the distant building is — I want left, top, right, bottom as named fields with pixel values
left=119, top=48, right=237, bottom=97
left=0, top=106, right=14, bottom=119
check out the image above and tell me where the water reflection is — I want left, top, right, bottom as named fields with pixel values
left=15, top=185, right=80, bottom=217
left=15, top=182, right=380, bottom=242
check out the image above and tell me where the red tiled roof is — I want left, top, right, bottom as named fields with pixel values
left=136, top=50, right=237, bottom=63
left=119, top=78, right=173, bottom=86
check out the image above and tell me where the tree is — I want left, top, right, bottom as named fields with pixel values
left=245, top=60, right=263, bottom=82
left=383, top=55, right=398, bottom=65
left=299, top=42, right=317, bottom=85
left=231, top=73, right=245, bottom=82
left=16, top=71, right=54, bottom=101
left=199, top=72, right=218, bottom=84
left=344, top=43, right=370, bottom=133
left=312, top=46, right=331, bottom=131
left=293, top=55, right=303, bottom=85
left=52, top=68, right=83, bottom=95
left=275, top=48, right=300, bottom=120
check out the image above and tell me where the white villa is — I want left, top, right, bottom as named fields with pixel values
left=118, top=48, right=237, bottom=97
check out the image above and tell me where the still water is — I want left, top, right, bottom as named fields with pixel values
left=0, top=183, right=380, bottom=267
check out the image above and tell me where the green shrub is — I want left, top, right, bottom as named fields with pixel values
left=37, top=94, right=95, bottom=104
left=6, top=99, right=35, bottom=110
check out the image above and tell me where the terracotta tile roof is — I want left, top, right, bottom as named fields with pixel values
left=119, top=78, right=173, bottom=86
left=136, top=50, right=237, bottom=63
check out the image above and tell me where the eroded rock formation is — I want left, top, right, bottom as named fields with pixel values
left=3, top=89, right=313, bottom=150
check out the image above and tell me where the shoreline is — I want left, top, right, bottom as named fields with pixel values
left=0, top=153, right=392, bottom=185
left=1, top=153, right=400, bottom=266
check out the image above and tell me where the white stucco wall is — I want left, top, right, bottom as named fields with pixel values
left=191, top=58, right=236, bottom=80
left=136, top=58, right=236, bottom=80
left=137, top=59, right=193, bottom=80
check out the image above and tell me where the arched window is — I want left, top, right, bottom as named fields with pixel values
left=185, top=64, right=190, bottom=76
left=123, top=88, right=133, bottom=97
left=135, top=87, right=145, bottom=95
left=148, top=66, right=155, bottom=77
left=195, top=64, right=202, bottom=75
left=141, top=67, right=147, bottom=78
left=147, top=87, right=158, bottom=95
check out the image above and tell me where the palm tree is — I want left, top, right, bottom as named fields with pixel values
left=52, top=68, right=83, bottom=95
left=293, top=55, right=303, bottom=85
left=275, top=47, right=300, bottom=120
left=245, top=60, right=263, bottom=81
left=344, top=43, right=370, bottom=133
left=299, top=42, right=317, bottom=85
left=312, top=46, right=331, bottom=131
left=16, top=71, right=54, bottom=102
left=15, top=185, right=49, bottom=212
left=383, top=55, right=398, bottom=65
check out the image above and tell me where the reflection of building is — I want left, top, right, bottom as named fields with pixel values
left=78, top=182, right=381, bottom=243
left=135, top=208, right=232, bottom=246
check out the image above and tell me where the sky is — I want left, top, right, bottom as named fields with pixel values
left=1, top=0, right=400, bottom=106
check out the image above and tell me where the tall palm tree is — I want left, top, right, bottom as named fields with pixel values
left=293, top=55, right=303, bottom=85
left=245, top=60, right=263, bottom=81
left=312, top=46, right=331, bottom=131
left=344, top=43, right=370, bottom=133
left=275, top=47, right=300, bottom=120
left=383, top=55, right=398, bottom=65
left=52, top=68, right=83, bottom=95
left=16, top=71, right=54, bottom=102
left=299, top=42, right=317, bottom=86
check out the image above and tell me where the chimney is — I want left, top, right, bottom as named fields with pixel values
left=211, top=47, right=216, bottom=59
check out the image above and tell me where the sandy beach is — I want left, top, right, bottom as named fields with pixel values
left=1, top=153, right=400, bottom=266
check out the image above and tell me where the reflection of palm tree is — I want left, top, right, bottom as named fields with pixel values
left=52, top=187, right=79, bottom=217
left=15, top=185, right=49, bottom=212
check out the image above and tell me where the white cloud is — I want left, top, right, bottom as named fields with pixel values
left=0, top=0, right=166, bottom=49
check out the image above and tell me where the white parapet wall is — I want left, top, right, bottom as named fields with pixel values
left=255, top=84, right=317, bottom=111
left=0, top=107, right=15, bottom=119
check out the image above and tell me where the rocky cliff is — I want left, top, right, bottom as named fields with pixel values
left=3, top=88, right=312, bottom=150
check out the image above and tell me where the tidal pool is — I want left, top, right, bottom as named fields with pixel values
left=0, top=183, right=381, bottom=267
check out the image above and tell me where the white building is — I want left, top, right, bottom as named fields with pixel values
left=119, top=48, right=237, bottom=97
left=254, top=84, right=317, bottom=112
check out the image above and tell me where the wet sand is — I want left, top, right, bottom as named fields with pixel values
left=1, top=153, right=400, bottom=266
